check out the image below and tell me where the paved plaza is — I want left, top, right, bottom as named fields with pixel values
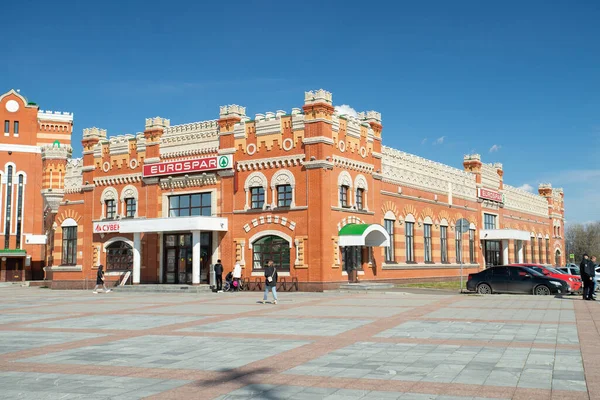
left=0, top=287, right=599, bottom=399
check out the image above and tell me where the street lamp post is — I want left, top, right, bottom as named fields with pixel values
left=456, top=218, right=470, bottom=293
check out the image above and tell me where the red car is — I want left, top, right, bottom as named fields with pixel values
left=510, top=263, right=582, bottom=293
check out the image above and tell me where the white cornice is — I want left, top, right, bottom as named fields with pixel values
left=236, top=155, right=305, bottom=171
left=94, top=174, right=143, bottom=186
left=302, top=136, right=334, bottom=145
left=0, top=144, right=41, bottom=154
left=333, top=156, right=374, bottom=174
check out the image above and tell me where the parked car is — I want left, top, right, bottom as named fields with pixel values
left=559, top=263, right=599, bottom=292
left=510, top=263, right=582, bottom=293
left=467, top=266, right=569, bottom=295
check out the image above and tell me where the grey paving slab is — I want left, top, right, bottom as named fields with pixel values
left=135, top=303, right=265, bottom=315
left=452, top=298, right=575, bottom=310
left=0, top=371, right=190, bottom=400
left=376, top=320, right=579, bottom=344
left=424, top=307, right=576, bottom=322
left=25, top=314, right=207, bottom=330
left=178, top=316, right=374, bottom=336
left=266, top=305, right=412, bottom=318
left=0, top=331, right=106, bottom=355
left=18, top=335, right=311, bottom=371
left=26, top=302, right=162, bottom=313
left=285, top=342, right=587, bottom=391
left=0, top=313, right=64, bottom=324
left=326, top=298, right=439, bottom=307
left=215, top=384, right=511, bottom=399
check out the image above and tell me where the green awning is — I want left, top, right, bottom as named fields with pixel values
left=338, top=224, right=390, bottom=247
left=0, top=249, right=27, bottom=257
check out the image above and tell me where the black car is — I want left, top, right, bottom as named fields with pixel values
left=466, top=266, right=568, bottom=295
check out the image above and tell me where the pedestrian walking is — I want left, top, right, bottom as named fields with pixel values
left=93, top=265, right=111, bottom=294
left=581, top=254, right=595, bottom=300
left=214, top=259, right=224, bottom=292
left=261, top=260, right=278, bottom=304
left=232, top=262, right=242, bottom=291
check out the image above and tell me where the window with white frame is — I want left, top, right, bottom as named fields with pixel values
left=251, top=187, right=265, bottom=209
left=440, top=222, right=448, bottom=263
left=61, top=219, right=78, bottom=266
left=125, top=198, right=136, bottom=218
left=469, top=229, right=475, bottom=263
left=356, top=188, right=365, bottom=210
left=105, top=199, right=117, bottom=219
left=405, top=215, right=415, bottom=263
left=337, top=171, right=353, bottom=208
left=101, top=187, right=118, bottom=219
left=244, top=172, right=268, bottom=210
left=277, top=185, right=292, bottom=207
left=384, top=218, right=395, bottom=262
left=271, top=170, right=295, bottom=208
left=339, top=185, right=350, bottom=208
left=121, top=185, right=138, bottom=218
left=424, top=223, right=432, bottom=262
left=484, top=213, right=497, bottom=230
left=354, top=174, right=368, bottom=211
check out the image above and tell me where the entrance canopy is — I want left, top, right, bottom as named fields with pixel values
left=480, top=229, right=530, bottom=241
left=338, top=224, right=390, bottom=247
left=120, top=216, right=228, bottom=233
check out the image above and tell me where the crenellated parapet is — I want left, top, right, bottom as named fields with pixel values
left=304, top=89, right=332, bottom=105
left=64, top=158, right=83, bottom=194
left=503, top=185, right=549, bottom=217
left=161, top=119, right=220, bottom=158
left=38, top=110, right=74, bottom=123
left=480, top=162, right=502, bottom=190
left=41, top=144, right=72, bottom=160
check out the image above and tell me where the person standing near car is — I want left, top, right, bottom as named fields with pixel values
left=587, top=256, right=597, bottom=300
left=581, top=254, right=594, bottom=300
left=214, top=259, right=224, bottom=292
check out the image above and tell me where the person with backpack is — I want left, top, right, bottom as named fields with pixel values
left=261, top=259, right=278, bottom=304
left=214, top=259, right=224, bottom=292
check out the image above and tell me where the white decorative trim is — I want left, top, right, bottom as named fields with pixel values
left=338, top=140, right=346, bottom=152
left=244, top=172, right=268, bottom=210
left=102, top=161, right=110, bottom=172
left=282, top=138, right=294, bottom=151
left=332, top=156, right=374, bottom=174
left=61, top=218, right=78, bottom=227
left=38, top=110, right=73, bottom=123
left=405, top=214, right=416, bottom=223
left=158, top=173, right=218, bottom=189
left=246, top=143, right=257, bottom=155
left=360, top=147, right=367, bottom=158
left=100, top=187, right=119, bottom=219
left=303, top=136, right=335, bottom=145
left=120, top=185, right=139, bottom=217
left=94, top=174, right=143, bottom=186
left=236, top=155, right=305, bottom=171
left=129, top=158, right=138, bottom=169
left=248, top=230, right=294, bottom=249
left=0, top=144, right=41, bottom=154
left=270, top=169, right=296, bottom=208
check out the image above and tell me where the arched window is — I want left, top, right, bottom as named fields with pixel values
left=252, top=235, right=290, bottom=272
left=244, top=172, right=268, bottom=210
left=337, top=171, right=352, bottom=208
left=271, top=170, right=295, bottom=208
left=106, top=241, right=133, bottom=271
left=121, top=185, right=139, bottom=218
left=404, top=214, right=416, bottom=262
left=555, top=249, right=561, bottom=267
left=354, top=174, right=368, bottom=211
left=101, top=187, right=119, bottom=219
left=383, top=211, right=396, bottom=263
left=61, top=218, right=78, bottom=266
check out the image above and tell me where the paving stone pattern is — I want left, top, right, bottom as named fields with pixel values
left=0, top=287, right=597, bottom=400
left=376, top=320, right=579, bottom=344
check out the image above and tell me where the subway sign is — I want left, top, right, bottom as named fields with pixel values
left=478, top=188, right=504, bottom=203
left=143, top=155, right=233, bottom=178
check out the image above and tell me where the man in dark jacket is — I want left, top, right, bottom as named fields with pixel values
left=581, top=254, right=594, bottom=300
left=261, top=260, right=278, bottom=304
left=214, top=259, right=224, bottom=292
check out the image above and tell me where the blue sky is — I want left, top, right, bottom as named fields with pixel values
left=2, top=0, right=599, bottom=223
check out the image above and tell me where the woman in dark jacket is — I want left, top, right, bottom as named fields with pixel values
left=261, top=260, right=278, bottom=304
left=93, top=265, right=111, bottom=294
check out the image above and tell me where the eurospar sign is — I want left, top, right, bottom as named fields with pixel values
left=94, top=221, right=120, bottom=233
left=143, top=155, right=233, bottom=178
left=478, top=188, right=504, bottom=203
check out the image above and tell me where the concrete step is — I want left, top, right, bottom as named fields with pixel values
left=338, top=282, right=396, bottom=291
left=112, top=284, right=213, bottom=294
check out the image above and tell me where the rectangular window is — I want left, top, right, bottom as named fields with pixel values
left=125, top=198, right=136, bottom=218
left=538, top=239, right=543, bottom=264
left=340, top=185, right=349, bottom=208
left=441, top=226, right=448, bottom=263
left=15, top=175, right=24, bottom=248
left=250, top=187, right=265, bottom=209
left=169, top=193, right=212, bottom=217
left=545, top=238, right=550, bottom=264
left=484, top=213, right=497, bottom=230
left=531, top=237, right=536, bottom=263
left=4, top=120, right=9, bottom=134
left=469, top=229, right=475, bottom=264
left=455, top=227, right=462, bottom=263
left=356, top=188, right=364, bottom=210
left=405, top=222, right=414, bottom=262
left=384, top=219, right=395, bottom=262
left=424, top=224, right=432, bottom=262
left=105, top=199, right=116, bottom=219
left=4, top=166, right=13, bottom=248
left=13, top=121, right=19, bottom=135
left=277, top=185, right=292, bottom=207
left=523, top=240, right=528, bottom=263
left=514, top=240, right=521, bottom=263
left=61, top=226, right=77, bottom=265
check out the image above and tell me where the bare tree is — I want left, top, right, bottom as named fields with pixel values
left=565, top=222, right=600, bottom=264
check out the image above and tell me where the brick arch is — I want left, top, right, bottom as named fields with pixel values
left=403, top=204, right=418, bottom=219
left=381, top=201, right=399, bottom=217
left=438, top=210, right=450, bottom=222
left=420, top=207, right=435, bottom=221
left=337, top=216, right=366, bottom=232
left=57, top=209, right=83, bottom=226
left=453, top=212, right=464, bottom=223
left=242, top=215, right=297, bottom=234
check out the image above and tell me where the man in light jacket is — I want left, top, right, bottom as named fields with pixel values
left=232, top=262, right=242, bottom=291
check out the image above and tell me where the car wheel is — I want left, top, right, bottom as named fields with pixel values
left=477, top=283, right=492, bottom=295
left=534, top=285, right=551, bottom=296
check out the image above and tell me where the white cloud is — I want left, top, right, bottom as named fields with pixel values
left=433, top=136, right=445, bottom=145
left=421, top=138, right=428, bottom=145
left=334, top=104, right=358, bottom=118
left=517, top=184, right=534, bottom=192
left=489, top=144, right=501, bottom=152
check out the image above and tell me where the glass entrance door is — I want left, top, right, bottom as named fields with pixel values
left=163, top=233, right=193, bottom=284
left=485, top=241, right=502, bottom=267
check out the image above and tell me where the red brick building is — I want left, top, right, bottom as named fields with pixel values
left=0, top=89, right=73, bottom=281
left=41, top=89, right=565, bottom=290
